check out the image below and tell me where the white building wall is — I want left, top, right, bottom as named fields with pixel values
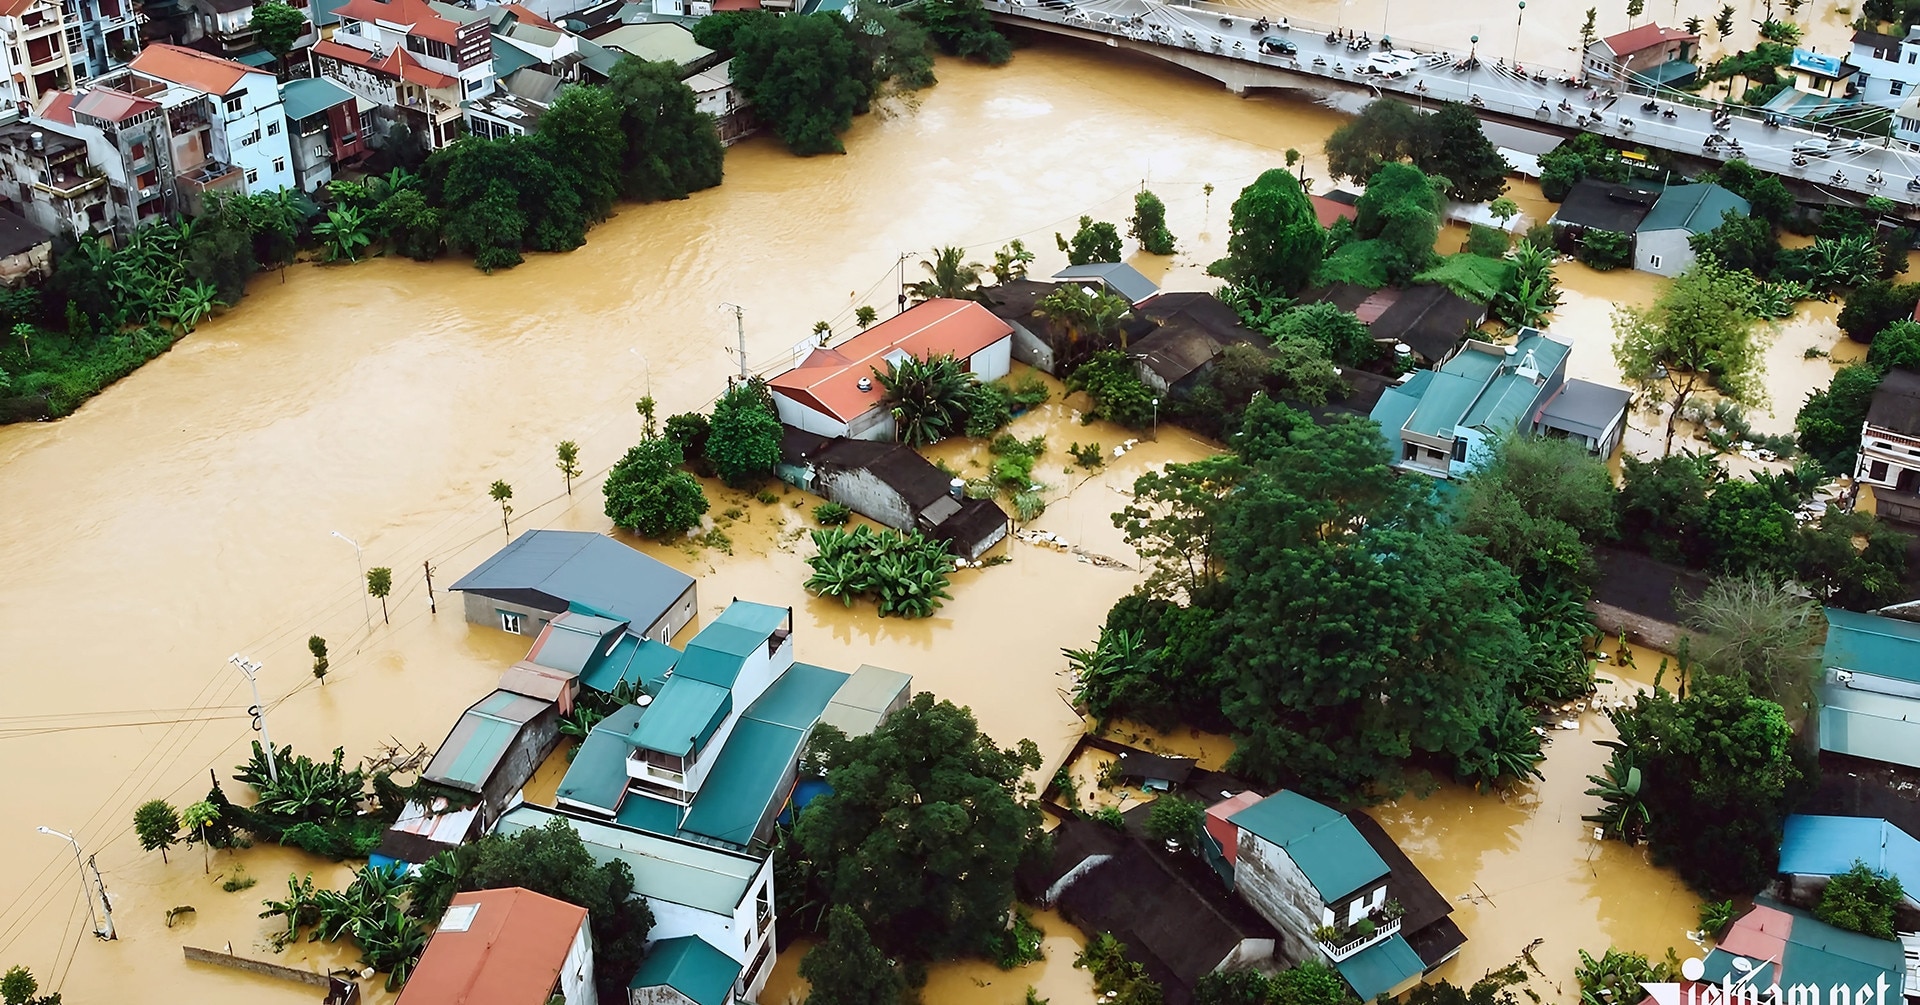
left=1856, top=420, right=1920, bottom=491
left=966, top=334, right=1013, bottom=382
left=771, top=391, right=851, bottom=439
left=1852, top=34, right=1920, bottom=108
left=1635, top=228, right=1695, bottom=277
left=559, top=919, right=600, bottom=1005
left=220, top=70, right=296, bottom=192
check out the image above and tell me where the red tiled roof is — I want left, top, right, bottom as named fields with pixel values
left=72, top=87, right=159, bottom=123
left=502, top=3, right=559, bottom=29
left=130, top=43, right=257, bottom=95
left=1599, top=23, right=1699, bottom=57
left=336, top=0, right=460, bottom=43
left=314, top=39, right=458, bottom=88
left=1309, top=194, right=1357, bottom=228
left=0, top=0, right=40, bottom=17
left=709, top=0, right=760, bottom=10
left=768, top=299, right=1014, bottom=424
left=38, top=91, right=74, bottom=124
left=397, top=888, right=587, bottom=1005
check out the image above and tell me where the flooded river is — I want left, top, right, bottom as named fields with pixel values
left=0, top=30, right=1799, bottom=1005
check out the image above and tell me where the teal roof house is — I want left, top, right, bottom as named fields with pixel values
left=450, top=529, right=697, bottom=645
left=1818, top=608, right=1920, bottom=770
left=1779, top=814, right=1920, bottom=912
left=1226, top=791, right=1428, bottom=1001
left=420, top=687, right=561, bottom=833
left=1369, top=329, right=1575, bottom=479
left=1634, top=183, right=1750, bottom=278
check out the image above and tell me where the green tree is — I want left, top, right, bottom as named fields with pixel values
left=1324, top=98, right=1428, bottom=185
left=1583, top=743, right=1651, bottom=843
left=423, top=817, right=653, bottom=1002
left=1699, top=477, right=1797, bottom=574
left=1795, top=509, right=1909, bottom=611
left=1682, top=573, right=1824, bottom=716
left=790, top=693, right=1043, bottom=960
left=1420, top=101, right=1511, bottom=202
left=376, top=187, right=444, bottom=261
left=1872, top=319, right=1920, bottom=369
left=1209, top=168, right=1325, bottom=297
left=428, top=137, right=579, bottom=271
left=1494, top=240, right=1562, bottom=328
left=536, top=84, right=625, bottom=222
left=910, top=0, right=1012, bottom=64
left=603, top=438, right=708, bottom=538
left=1578, top=229, right=1635, bottom=270
left=1613, top=263, right=1766, bottom=455
left=728, top=13, right=874, bottom=155
left=1580, top=7, right=1598, bottom=51
left=1627, top=0, right=1645, bottom=24
left=1456, top=436, right=1617, bottom=589
left=1617, top=453, right=1717, bottom=563
left=908, top=245, right=985, bottom=301
left=1837, top=280, right=1920, bottom=343
left=135, top=798, right=182, bottom=863
left=488, top=479, right=513, bottom=537
left=556, top=439, right=582, bottom=495
left=800, top=906, right=906, bottom=1005
left=1056, top=215, right=1123, bottom=266
left=1129, top=189, right=1177, bottom=255
left=1715, top=4, right=1736, bottom=39
left=1265, top=962, right=1351, bottom=1005
left=1066, top=350, right=1156, bottom=428
left=1352, top=162, right=1443, bottom=284
left=855, top=305, right=879, bottom=328
left=1689, top=210, right=1779, bottom=276
left=1145, top=795, right=1206, bottom=849
left=1611, top=677, right=1803, bottom=895
left=1194, top=970, right=1274, bottom=1005
left=308, top=635, right=328, bottom=684
left=1036, top=283, right=1132, bottom=363
left=366, top=567, right=393, bottom=625
left=1712, top=161, right=1796, bottom=225
left=708, top=382, right=783, bottom=487
left=249, top=0, right=308, bottom=70
left=1264, top=302, right=1379, bottom=367
left=312, top=206, right=372, bottom=263
left=877, top=352, right=976, bottom=447
left=180, top=799, right=220, bottom=872
left=664, top=411, right=713, bottom=476
left=991, top=239, right=1035, bottom=284
left=1684, top=14, right=1704, bottom=34
left=1113, top=454, right=1247, bottom=600
left=1815, top=862, right=1903, bottom=939
left=1, top=966, right=59, bottom=1005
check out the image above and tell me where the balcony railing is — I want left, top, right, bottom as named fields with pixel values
left=1318, top=917, right=1400, bottom=963
left=177, top=161, right=242, bottom=192
left=34, top=172, right=104, bottom=198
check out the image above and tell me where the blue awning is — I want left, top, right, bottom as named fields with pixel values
left=1337, top=934, right=1427, bottom=1001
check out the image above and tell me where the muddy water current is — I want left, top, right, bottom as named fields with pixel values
left=0, top=32, right=1806, bottom=1005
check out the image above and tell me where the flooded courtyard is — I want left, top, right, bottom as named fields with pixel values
left=0, top=26, right=1852, bottom=1005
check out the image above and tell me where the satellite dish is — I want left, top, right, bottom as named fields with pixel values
left=637, top=694, right=653, bottom=707
left=1732, top=958, right=1753, bottom=973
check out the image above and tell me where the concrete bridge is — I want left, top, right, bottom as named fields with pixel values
left=988, top=0, right=1920, bottom=210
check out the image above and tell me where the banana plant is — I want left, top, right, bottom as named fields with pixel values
left=165, top=281, right=224, bottom=334
left=1582, top=742, right=1650, bottom=843
left=259, top=873, right=319, bottom=946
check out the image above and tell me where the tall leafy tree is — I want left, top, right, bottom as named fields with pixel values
left=366, top=567, right=392, bottom=624
left=1815, top=863, right=1903, bottom=939
left=910, top=0, right=1011, bottom=64
left=134, top=799, right=181, bottom=862
left=1324, top=99, right=1428, bottom=185
left=1613, top=263, right=1765, bottom=456
left=790, top=693, right=1043, bottom=961
left=800, top=907, right=906, bottom=1005
left=1129, top=189, right=1176, bottom=255
left=1208, top=168, right=1325, bottom=297
left=605, top=58, right=725, bottom=202
left=555, top=440, right=582, bottom=495
left=1682, top=573, right=1824, bottom=718
left=536, top=85, right=624, bottom=222
left=488, top=479, right=513, bottom=536
left=907, top=246, right=985, bottom=301
left=1263, top=302, right=1379, bottom=367
left=249, top=0, right=308, bottom=71
left=707, top=382, right=782, bottom=487
left=728, top=13, right=875, bottom=155
left=1352, top=162, right=1444, bottom=284
left=1055, top=216, right=1123, bottom=266
left=1455, top=436, right=1617, bottom=589
left=1112, top=454, right=1248, bottom=600
left=603, top=437, right=709, bottom=538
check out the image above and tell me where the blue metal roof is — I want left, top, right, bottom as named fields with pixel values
left=1336, top=934, right=1426, bottom=1000
left=1791, top=48, right=1853, bottom=78
left=628, top=936, right=742, bottom=1005
left=1779, top=814, right=1920, bottom=896
left=1823, top=607, right=1920, bottom=684
left=1052, top=262, right=1161, bottom=305
left=1228, top=791, right=1388, bottom=902
left=450, top=529, right=693, bottom=633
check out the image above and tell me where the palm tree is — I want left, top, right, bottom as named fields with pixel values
left=907, top=246, right=985, bottom=303
left=165, top=281, right=225, bottom=334
left=313, top=206, right=372, bottom=263
left=875, top=353, right=976, bottom=448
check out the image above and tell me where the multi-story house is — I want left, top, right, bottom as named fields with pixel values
left=67, top=86, right=174, bottom=230
left=280, top=76, right=363, bottom=191
left=127, top=44, right=295, bottom=195
left=1854, top=367, right=1920, bottom=524
left=313, top=0, right=491, bottom=149
left=65, top=0, right=138, bottom=80
left=0, top=118, right=107, bottom=234
left=1582, top=23, right=1700, bottom=88
left=0, top=0, right=76, bottom=106
left=1849, top=27, right=1920, bottom=108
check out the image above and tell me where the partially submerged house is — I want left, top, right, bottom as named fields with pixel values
left=0, top=207, right=50, bottom=284
left=981, top=278, right=1064, bottom=373
left=1770, top=47, right=1861, bottom=117
left=1818, top=608, right=1920, bottom=770
left=1634, top=183, right=1749, bottom=277
left=1588, top=545, right=1711, bottom=652
left=767, top=298, right=1013, bottom=440
left=1368, top=329, right=1580, bottom=479
left=627, top=935, right=744, bottom=1005
left=1206, top=790, right=1462, bottom=1000
left=779, top=430, right=1010, bottom=560
left=1635, top=900, right=1904, bottom=1005
left=450, top=529, right=697, bottom=643
left=420, top=684, right=562, bottom=830
left=399, top=887, right=597, bottom=1005
left=1531, top=377, right=1634, bottom=457
left=1115, top=751, right=1197, bottom=793
left=1548, top=179, right=1657, bottom=254
left=1854, top=369, right=1920, bottom=525
left=1052, top=261, right=1161, bottom=306
left=1127, top=292, right=1273, bottom=396
left=1778, top=814, right=1920, bottom=913
left=1365, top=285, right=1488, bottom=367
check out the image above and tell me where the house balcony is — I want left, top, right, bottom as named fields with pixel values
left=627, top=750, right=692, bottom=789
left=1317, top=916, right=1400, bottom=963
left=33, top=170, right=103, bottom=199
left=177, top=161, right=242, bottom=192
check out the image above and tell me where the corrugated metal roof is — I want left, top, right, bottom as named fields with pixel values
left=714, top=599, right=788, bottom=638
left=1052, top=262, right=1161, bottom=306
left=1818, top=684, right=1920, bottom=767
left=627, top=936, right=742, bottom=1005
left=1336, top=933, right=1426, bottom=1001
left=821, top=664, right=910, bottom=735
left=280, top=77, right=355, bottom=121
left=424, top=689, right=551, bottom=790
left=579, top=632, right=679, bottom=695
left=1779, top=815, right=1920, bottom=897
left=1823, top=608, right=1920, bottom=683
left=1229, top=791, right=1388, bottom=902
left=678, top=718, right=803, bottom=845
left=401, top=888, right=587, bottom=1005
left=768, top=300, right=1014, bottom=423
left=555, top=729, right=630, bottom=812
left=1639, top=183, right=1749, bottom=236
left=630, top=675, right=730, bottom=756
left=494, top=805, right=758, bottom=915
left=449, top=530, right=693, bottom=633
left=746, top=662, right=849, bottom=730
left=593, top=22, right=713, bottom=67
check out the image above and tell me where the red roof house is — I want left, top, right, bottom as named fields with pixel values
left=129, top=43, right=257, bottom=95
left=398, top=888, right=594, bottom=1005
left=768, top=298, right=1014, bottom=440
left=1309, top=194, right=1357, bottom=229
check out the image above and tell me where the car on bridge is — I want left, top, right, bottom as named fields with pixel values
left=1791, top=136, right=1833, bottom=157
left=1259, top=36, right=1296, bottom=56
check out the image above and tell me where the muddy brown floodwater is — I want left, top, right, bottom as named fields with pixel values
left=0, top=33, right=1739, bottom=1005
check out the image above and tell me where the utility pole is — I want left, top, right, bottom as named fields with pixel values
left=228, top=654, right=277, bottom=784
left=895, top=252, right=911, bottom=316
left=423, top=559, right=436, bottom=615
left=720, top=303, right=747, bottom=382
left=87, top=854, right=115, bottom=940
left=330, top=531, right=370, bottom=631
left=35, top=828, right=103, bottom=940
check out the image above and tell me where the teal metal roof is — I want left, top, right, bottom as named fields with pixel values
left=674, top=644, right=750, bottom=689
left=679, top=718, right=804, bottom=845
left=716, top=600, right=788, bottom=637
left=616, top=793, right=684, bottom=835
left=1639, top=183, right=1749, bottom=236
left=1641, top=59, right=1698, bottom=85
left=747, top=662, right=850, bottom=730
left=1336, top=934, right=1426, bottom=1001
left=423, top=689, right=551, bottom=791
left=495, top=805, right=759, bottom=914
left=1229, top=791, right=1388, bottom=902
left=579, top=632, right=679, bottom=694
left=631, top=676, right=731, bottom=756
left=528, top=612, right=626, bottom=675
left=280, top=77, right=354, bottom=121
left=1817, top=684, right=1920, bottom=767
left=492, top=37, right=541, bottom=79
left=1405, top=370, right=1483, bottom=437
left=690, top=622, right=769, bottom=659
left=1701, top=901, right=1901, bottom=993
left=1823, top=607, right=1920, bottom=683
left=1457, top=335, right=1572, bottom=434
left=236, top=49, right=276, bottom=67
left=556, top=730, right=630, bottom=812
left=628, top=936, right=742, bottom=1005
left=821, top=664, right=911, bottom=736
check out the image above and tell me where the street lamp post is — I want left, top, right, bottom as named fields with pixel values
left=1470, top=34, right=1479, bottom=64
left=1151, top=398, right=1160, bottom=441
left=330, top=531, right=370, bottom=631
left=1513, top=1, right=1526, bottom=67
left=229, top=654, right=278, bottom=784
left=628, top=348, right=651, bottom=397
left=37, top=827, right=109, bottom=940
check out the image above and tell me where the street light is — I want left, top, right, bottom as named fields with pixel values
left=1470, top=33, right=1479, bottom=64
left=330, top=530, right=370, bottom=631
left=1512, top=1, right=1526, bottom=67
left=1151, top=398, right=1160, bottom=441
left=230, top=654, right=278, bottom=784
left=628, top=348, right=651, bottom=397
left=37, top=827, right=108, bottom=940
